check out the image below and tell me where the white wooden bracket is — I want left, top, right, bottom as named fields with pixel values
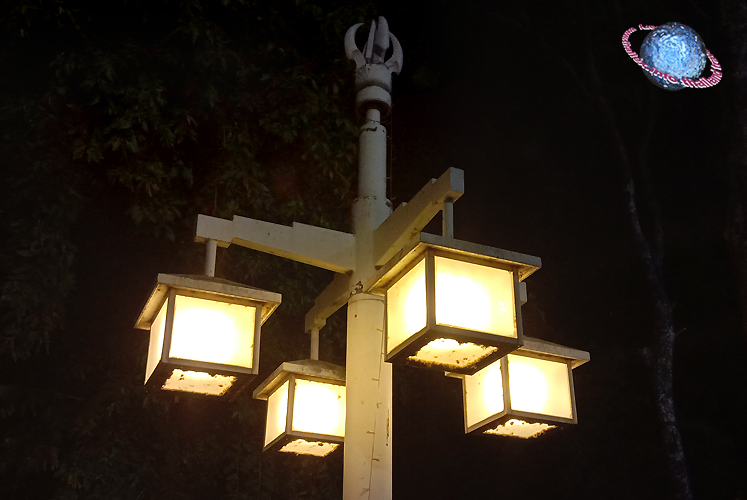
left=195, top=168, right=465, bottom=334
left=195, top=215, right=355, bottom=274
left=373, top=167, right=463, bottom=266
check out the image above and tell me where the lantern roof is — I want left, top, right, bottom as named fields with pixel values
left=253, top=359, right=346, bottom=400
left=134, top=273, right=282, bottom=330
left=369, top=232, right=542, bottom=293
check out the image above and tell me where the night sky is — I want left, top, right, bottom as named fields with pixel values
left=385, top=1, right=743, bottom=498
left=1, top=0, right=745, bottom=498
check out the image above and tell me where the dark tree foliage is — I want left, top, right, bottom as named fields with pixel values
left=0, top=0, right=372, bottom=360
left=0, top=0, right=373, bottom=497
left=1, top=0, right=745, bottom=499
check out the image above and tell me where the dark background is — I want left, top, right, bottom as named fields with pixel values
left=1, top=0, right=745, bottom=498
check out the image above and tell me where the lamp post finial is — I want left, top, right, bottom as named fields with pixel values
left=344, top=16, right=403, bottom=116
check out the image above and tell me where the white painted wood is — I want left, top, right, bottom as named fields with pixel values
left=373, top=167, right=464, bottom=267
left=310, top=328, right=320, bottom=360
left=344, top=99, right=392, bottom=499
left=519, top=337, right=590, bottom=368
left=304, top=273, right=352, bottom=333
left=442, top=198, right=454, bottom=239
left=344, top=293, right=391, bottom=500
left=195, top=214, right=232, bottom=247
left=233, top=217, right=356, bottom=273
left=196, top=214, right=356, bottom=273
left=205, top=239, right=217, bottom=277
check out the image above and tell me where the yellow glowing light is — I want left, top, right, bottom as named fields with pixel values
left=481, top=362, right=505, bottom=414
left=405, top=275, right=427, bottom=334
left=507, top=354, right=573, bottom=418
left=507, top=358, right=549, bottom=413
left=170, top=307, right=238, bottom=363
left=434, top=256, right=515, bottom=337
left=265, top=380, right=290, bottom=446
left=167, top=295, right=256, bottom=368
left=435, top=273, right=490, bottom=330
left=292, top=380, right=346, bottom=437
left=386, top=259, right=427, bottom=353
left=464, top=359, right=504, bottom=428
left=276, top=384, right=289, bottom=429
left=428, top=338, right=459, bottom=350
left=145, top=301, right=168, bottom=383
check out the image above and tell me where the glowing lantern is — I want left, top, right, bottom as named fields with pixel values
left=134, top=274, right=281, bottom=398
left=253, top=360, right=346, bottom=457
left=371, top=233, right=540, bottom=374
left=453, top=337, right=589, bottom=438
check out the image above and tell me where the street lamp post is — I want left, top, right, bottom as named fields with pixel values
left=195, top=18, right=405, bottom=497
left=136, top=16, right=589, bottom=499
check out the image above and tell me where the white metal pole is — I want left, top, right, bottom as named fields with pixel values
left=343, top=17, right=400, bottom=495
left=344, top=293, right=392, bottom=500
left=345, top=105, right=393, bottom=500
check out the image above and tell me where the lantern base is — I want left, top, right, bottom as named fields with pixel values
left=267, top=432, right=343, bottom=457
left=484, top=419, right=556, bottom=439
left=280, top=439, right=340, bottom=457
left=146, top=361, right=255, bottom=400
left=161, top=369, right=237, bottom=396
left=467, top=410, right=573, bottom=438
left=386, top=326, right=522, bottom=375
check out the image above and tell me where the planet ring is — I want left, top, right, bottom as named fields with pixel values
left=621, top=24, right=722, bottom=89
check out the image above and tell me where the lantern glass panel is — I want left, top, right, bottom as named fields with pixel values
left=464, top=359, right=504, bottom=428
left=265, top=380, right=290, bottom=446
left=434, top=256, right=515, bottom=337
left=169, top=294, right=256, bottom=367
left=291, top=379, right=346, bottom=437
left=507, top=354, right=572, bottom=418
left=145, top=300, right=168, bottom=383
left=386, top=258, right=427, bottom=354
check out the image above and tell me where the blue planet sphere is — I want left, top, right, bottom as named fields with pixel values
left=640, top=22, right=707, bottom=91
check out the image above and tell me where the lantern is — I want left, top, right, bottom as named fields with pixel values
left=253, top=360, right=346, bottom=457
left=134, top=274, right=281, bottom=398
left=371, top=233, right=540, bottom=374
left=453, top=337, right=589, bottom=438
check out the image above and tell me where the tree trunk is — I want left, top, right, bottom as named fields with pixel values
left=588, top=55, right=693, bottom=499
left=722, top=0, right=747, bottom=339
